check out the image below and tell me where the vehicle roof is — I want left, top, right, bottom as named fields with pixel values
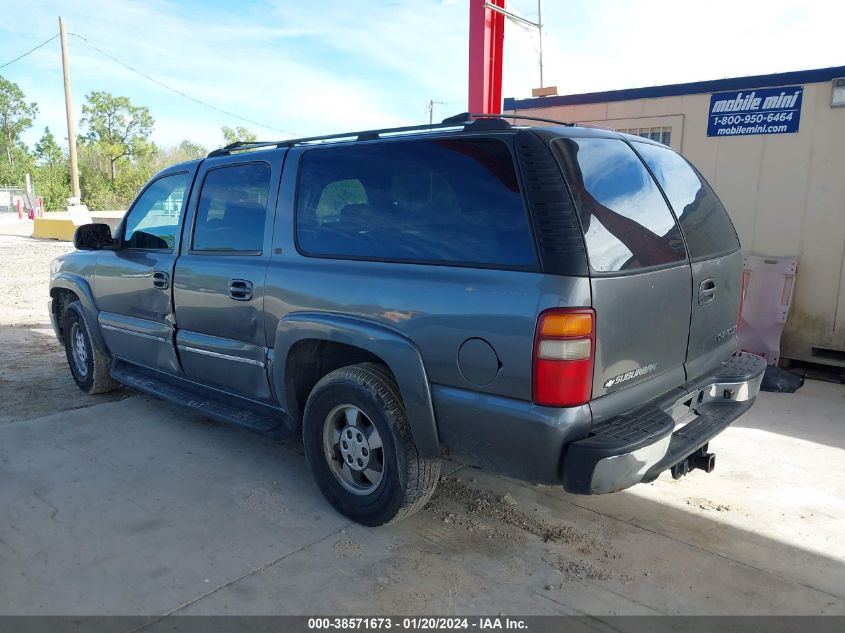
left=151, top=116, right=670, bottom=181
left=156, top=158, right=202, bottom=176
left=203, top=115, right=673, bottom=158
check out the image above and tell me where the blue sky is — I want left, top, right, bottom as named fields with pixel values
left=1, top=0, right=842, bottom=150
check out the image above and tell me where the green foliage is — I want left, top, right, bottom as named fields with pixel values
left=77, top=139, right=214, bottom=210
left=34, top=127, right=64, bottom=167
left=0, top=144, right=35, bottom=185
left=32, top=164, right=71, bottom=211
left=177, top=139, right=207, bottom=160
left=78, top=142, right=156, bottom=210
left=0, top=75, right=38, bottom=182
left=31, top=127, right=71, bottom=211
left=221, top=126, right=257, bottom=145
left=0, top=85, right=216, bottom=212
left=80, top=91, right=154, bottom=180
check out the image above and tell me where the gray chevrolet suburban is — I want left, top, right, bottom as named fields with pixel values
left=49, top=114, right=766, bottom=525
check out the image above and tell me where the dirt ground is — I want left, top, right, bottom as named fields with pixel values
left=1, top=228, right=843, bottom=619
left=0, top=232, right=130, bottom=425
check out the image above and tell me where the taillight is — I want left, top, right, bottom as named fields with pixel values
left=532, top=308, right=595, bottom=407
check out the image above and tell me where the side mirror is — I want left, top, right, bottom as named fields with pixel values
left=73, top=223, right=116, bottom=250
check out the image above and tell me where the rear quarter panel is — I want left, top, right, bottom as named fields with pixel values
left=262, top=256, right=591, bottom=401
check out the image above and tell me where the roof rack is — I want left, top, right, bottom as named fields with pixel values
left=205, top=112, right=571, bottom=158
left=207, top=117, right=474, bottom=157
left=488, top=113, right=575, bottom=127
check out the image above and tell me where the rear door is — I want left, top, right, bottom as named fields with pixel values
left=551, top=134, right=692, bottom=404
left=633, top=142, right=742, bottom=382
left=172, top=152, right=284, bottom=401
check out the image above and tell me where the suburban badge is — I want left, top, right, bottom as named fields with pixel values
left=603, top=363, right=658, bottom=389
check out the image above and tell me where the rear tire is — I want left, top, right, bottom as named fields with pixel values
left=302, top=362, right=440, bottom=526
left=62, top=301, right=120, bottom=394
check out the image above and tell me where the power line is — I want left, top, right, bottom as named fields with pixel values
left=2, top=30, right=299, bottom=138
left=66, top=32, right=299, bottom=137
left=0, top=34, right=59, bottom=70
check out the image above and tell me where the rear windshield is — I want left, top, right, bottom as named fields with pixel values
left=295, top=138, right=537, bottom=269
left=633, top=142, right=740, bottom=260
left=552, top=137, right=687, bottom=273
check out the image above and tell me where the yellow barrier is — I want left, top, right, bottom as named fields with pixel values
left=31, top=212, right=125, bottom=242
left=32, top=217, right=78, bottom=241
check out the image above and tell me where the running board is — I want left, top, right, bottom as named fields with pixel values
left=111, top=359, right=292, bottom=436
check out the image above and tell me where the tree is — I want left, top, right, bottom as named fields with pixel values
left=34, top=127, right=64, bottom=167
left=221, top=126, right=256, bottom=145
left=32, top=127, right=71, bottom=211
left=80, top=91, right=154, bottom=181
left=177, top=139, right=207, bottom=160
left=0, top=75, right=38, bottom=173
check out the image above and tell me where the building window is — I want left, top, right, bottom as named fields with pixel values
left=617, top=126, right=672, bottom=147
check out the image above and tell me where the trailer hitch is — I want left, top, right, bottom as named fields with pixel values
left=671, top=443, right=716, bottom=480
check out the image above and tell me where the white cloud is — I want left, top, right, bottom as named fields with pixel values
left=503, top=0, right=845, bottom=99
left=3, top=0, right=843, bottom=154
left=6, top=0, right=462, bottom=150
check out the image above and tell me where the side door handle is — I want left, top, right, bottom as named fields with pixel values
left=152, top=270, right=170, bottom=289
left=229, top=279, right=254, bottom=301
left=698, top=278, right=717, bottom=306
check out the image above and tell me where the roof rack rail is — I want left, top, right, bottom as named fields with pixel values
left=443, top=112, right=573, bottom=127
left=486, top=113, right=575, bottom=127
left=204, top=112, right=570, bottom=158
left=207, top=140, right=284, bottom=157
left=206, top=118, right=482, bottom=158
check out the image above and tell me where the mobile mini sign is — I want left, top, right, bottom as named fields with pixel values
left=707, top=86, right=803, bottom=137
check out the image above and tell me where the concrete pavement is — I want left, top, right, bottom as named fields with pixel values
left=1, top=381, right=843, bottom=617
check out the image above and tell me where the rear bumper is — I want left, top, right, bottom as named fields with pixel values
left=563, top=352, right=767, bottom=494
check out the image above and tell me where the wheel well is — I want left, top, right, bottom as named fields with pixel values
left=285, top=339, right=390, bottom=422
left=50, top=288, right=80, bottom=343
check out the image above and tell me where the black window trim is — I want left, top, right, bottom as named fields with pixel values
left=291, top=135, right=541, bottom=273
left=121, top=170, right=190, bottom=254
left=188, top=160, right=272, bottom=257
left=629, top=140, right=740, bottom=264
left=550, top=136, right=691, bottom=278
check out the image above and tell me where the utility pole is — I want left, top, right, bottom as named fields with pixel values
left=482, top=0, right=544, bottom=89
left=427, top=99, right=447, bottom=124
left=59, top=17, right=81, bottom=201
left=537, top=0, right=544, bottom=88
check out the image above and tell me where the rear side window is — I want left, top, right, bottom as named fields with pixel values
left=192, top=163, right=271, bottom=253
left=295, top=138, right=536, bottom=268
left=634, top=142, right=740, bottom=260
left=552, top=137, right=687, bottom=273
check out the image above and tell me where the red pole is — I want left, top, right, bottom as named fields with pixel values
left=468, top=0, right=505, bottom=115
left=16, top=199, right=22, bottom=219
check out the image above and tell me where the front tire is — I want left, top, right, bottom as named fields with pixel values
left=62, top=302, right=120, bottom=394
left=302, top=363, right=440, bottom=526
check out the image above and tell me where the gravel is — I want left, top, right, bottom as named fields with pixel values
left=0, top=235, right=131, bottom=425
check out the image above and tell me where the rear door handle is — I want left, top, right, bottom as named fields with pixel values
left=152, top=270, right=170, bottom=289
left=698, top=278, right=716, bottom=306
left=229, top=279, right=253, bottom=301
